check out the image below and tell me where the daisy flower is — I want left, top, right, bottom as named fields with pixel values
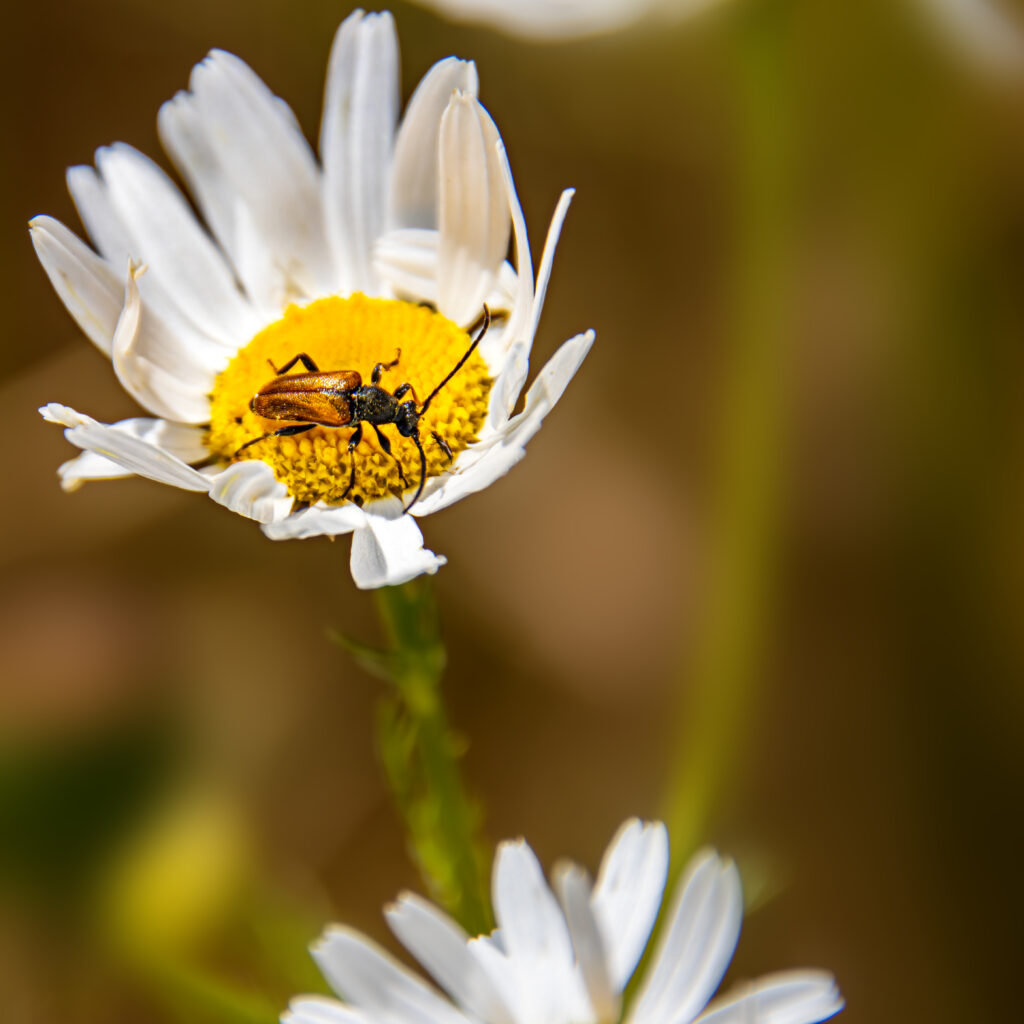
left=285, top=819, right=844, bottom=1024
left=34, top=8, right=592, bottom=589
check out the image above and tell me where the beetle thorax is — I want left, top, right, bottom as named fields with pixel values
left=348, top=386, right=403, bottom=427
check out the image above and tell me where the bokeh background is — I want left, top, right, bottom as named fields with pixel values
left=2, top=0, right=1023, bottom=1021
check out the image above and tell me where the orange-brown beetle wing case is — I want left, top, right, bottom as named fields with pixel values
left=250, top=370, right=362, bottom=426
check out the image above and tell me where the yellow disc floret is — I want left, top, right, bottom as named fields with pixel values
left=207, top=295, right=492, bottom=507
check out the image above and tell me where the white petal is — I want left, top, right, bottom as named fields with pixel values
left=182, top=49, right=332, bottom=305
left=591, top=819, right=669, bottom=992
left=389, top=57, right=478, bottom=230
left=492, top=840, right=573, bottom=963
left=284, top=996, right=371, bottom=1024
left=490, top=839, right=582, bottom=1024
left=350, top=498, right=446, bottom=589
left=493, top=178, right=576, bottom=423
left=262, top=500, right=367, bottom=540
left=56, top=417, right=207, bottom=492
left=40, top=403, right=92, bottom=428
left=67, top=163, right=133, bottom=265
left=437, top=94, right=510, bottom=326
left=30, top=215, right=121, bottom=355
left=486, top=339, right=530, bottom=431
left=321, top=9, right=400, bottom=295
left=492, top=142, right=534, bottom=371
left=553, top=864, right=617, bottom=1022
left=695, top=971, right=844, bottom=1024
left=40, top=403, right=210, bottom=492
left=94, top=143, right=259, bottom=345
left=527, top=189, right=576, bottom=355
left=374, top=228, right=440, bottom=305
left=413, top=330, right=593, bottom=516
left=626, top=850, right=743, bottom=1024
left=158, top=93, right=280, bottom=321
left=67, top=160, right=231, bottom=360
left=205, top=460, right=294, bottom=523
left=312, top=926, right=470, bottom=1024
left=386, top=893, right=515, bottom=1024
left=110, top=264, right=215, bottom=423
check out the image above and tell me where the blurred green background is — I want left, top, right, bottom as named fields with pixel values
left=2, top=0, right=1024, bottom=1021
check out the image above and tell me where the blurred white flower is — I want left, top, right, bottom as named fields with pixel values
left=408, top=0, right=727, bottom=40
left=285, top=819, right=843, bottom=1024
left=911, top=0, right=1024, bottom=74
left=34, top=8, right=592, bottom=589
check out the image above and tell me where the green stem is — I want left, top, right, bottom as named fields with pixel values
left=662, top=0, right=794, bottom=881
left=372, top=577, right=491, bottom=934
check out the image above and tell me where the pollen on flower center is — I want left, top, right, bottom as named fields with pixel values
left=207, top=295, right=492, bottom=508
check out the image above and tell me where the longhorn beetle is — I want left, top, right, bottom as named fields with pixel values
left=235, top=306, right=491, bottom=513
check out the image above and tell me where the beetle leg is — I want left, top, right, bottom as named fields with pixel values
left=269, top=353, right=319, bottom=375
left=393, top=382, right=420, bottom=403
left=431, top=431, right=453, bottom=461
left=371, top=349, right=402, bottom=385
left=340, top=423, right=363, bottom=501
left=234, top=422, right=315, bottom=457
left=402, top=432, right=428, bottom=514
left=372, top=425, right=408, bottom=486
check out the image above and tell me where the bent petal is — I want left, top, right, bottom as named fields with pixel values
left=56, top=417, right=208, bottom=491
left=30, top=215, right=121, bottom=355
left=110, top=263, right=216, bottom=423
left=491, top=142, right=533, bottom=371
left=492, top=176, right=575, bottom=423
left=40, top=403, right=210, bottom=492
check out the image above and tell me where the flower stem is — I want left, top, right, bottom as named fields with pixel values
left=663, top=0, right=794, bottom=881
left=372, top=577, right=491, bottom=934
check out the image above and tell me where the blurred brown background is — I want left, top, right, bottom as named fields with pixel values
left=3, top=0, right=1024, bottom=1021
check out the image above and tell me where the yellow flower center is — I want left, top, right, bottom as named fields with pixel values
left=207, top=295, right=492, bottom=507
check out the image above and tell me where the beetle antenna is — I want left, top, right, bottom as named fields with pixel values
left=418, top=305, right=490, bottom=417
left=402, top=433, right=429, bottom=513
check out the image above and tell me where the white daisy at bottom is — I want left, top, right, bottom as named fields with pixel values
left=34, top=9, right=592, bottom=589
left=286, top=819, right=843, bottom=1024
